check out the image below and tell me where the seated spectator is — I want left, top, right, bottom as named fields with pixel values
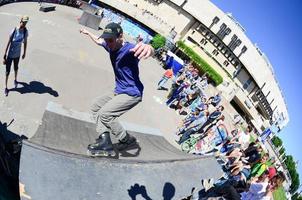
left=232, top=126, right=252, bottom=150
left=176, top=110, right=209, bottom=144
left=197, top=105, right=224, bottom=134
left=209, top=91, right=222, bottom=107
left=250, top=153, right=270, bottom=179
left=244, top=142, right=263, bottom=165
left=196, top=171, right=285, bottom=200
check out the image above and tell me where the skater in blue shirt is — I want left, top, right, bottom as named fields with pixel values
left=80, top=23, right=154, bottom=156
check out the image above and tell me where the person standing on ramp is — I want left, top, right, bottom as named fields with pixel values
left=80, top=22, right=154, bottom=156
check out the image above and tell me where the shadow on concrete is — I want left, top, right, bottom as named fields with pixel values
left=0, top=119, right=28, bottom=200
left=128, top=182, right=176, bottom=200
left=157, top=86, right=169, bottom=91
left=9, top=81, right=59, bottom=97
left=163, top=182, right=176, bottom=200
left=128, top=183, right=152, bottom=200
left=115, top=143, right=141, bottom=158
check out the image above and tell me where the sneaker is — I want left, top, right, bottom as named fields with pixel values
left=208, top=178, right=214, bottom=188
left=202, top=178, right=214, bottom=192
left=202, top=179, right=210, bottom=192
left=14, top=80, right=18, bottom=88
left=116, top=134, right=137, bottom=151
left=4, top=88, right=8, bottom=96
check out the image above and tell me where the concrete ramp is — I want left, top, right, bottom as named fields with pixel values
left=19, top=102, right=222, bottom=200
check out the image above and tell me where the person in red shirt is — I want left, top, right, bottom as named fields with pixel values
left=157, top=68, right=173, bottom=90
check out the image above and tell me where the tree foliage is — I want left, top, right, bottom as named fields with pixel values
left=279, top=147, right=286, bottom=155
left=176, top=40, right=223, bottom=85
left=292, top=193, right=302, bottom=200
left=285, top=155, right=301, bottom=194
left=150, top=34, right=166, bottom=50
left=272, top=136, right=283, bottom=147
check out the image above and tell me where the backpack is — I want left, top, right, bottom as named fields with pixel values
left=10, top=27, right=27, bottom=43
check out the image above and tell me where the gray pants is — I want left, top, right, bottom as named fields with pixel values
left=91, top=92, right=142, bottom=141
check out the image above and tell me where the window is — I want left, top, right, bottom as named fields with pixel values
left=243, top=77, right=253, bottom=89
left=224, top=50, right=231, bottom=58
left=228, top=55, right=235, bottom=62
left=210, top=36, right=215, bottom=43
left=214, top=41, right=220, bottom=47
left=209, top=16, right=220, bottom=29
left=223, top=60, right=229, bottom=67
left=206, top=32, right=211, bottom=39
left=212, top=49, right=219, bottom=56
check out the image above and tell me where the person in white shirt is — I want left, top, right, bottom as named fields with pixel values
left=233, top=126, right=252, bottom=150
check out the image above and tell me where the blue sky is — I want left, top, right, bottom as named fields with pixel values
left=211, top=0, right=302, bottom=181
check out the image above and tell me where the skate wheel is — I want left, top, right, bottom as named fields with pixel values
left=87, top=150, right=116, bottom=157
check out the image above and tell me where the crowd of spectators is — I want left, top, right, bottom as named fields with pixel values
left=158, top=58, right=285, bottom=199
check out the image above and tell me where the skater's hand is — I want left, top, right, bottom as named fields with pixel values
left=22, top=53, right=26, bottom=59
left=79, top=28, right=90, bottom=35
left=130, top=42, right=154, bottom=60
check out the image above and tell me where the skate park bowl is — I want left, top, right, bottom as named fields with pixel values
left=19, top=102, right=223, bottom=200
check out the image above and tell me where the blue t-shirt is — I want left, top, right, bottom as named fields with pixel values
left=101, top=42, right=143, bottom=97
left=8, top=28, right=28, bottom=59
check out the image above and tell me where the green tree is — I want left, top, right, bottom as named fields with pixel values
left=150, top=34, right=166, bottom=50
left=292, top=193, right=302, bottom=200
left=176, top=40, right=223, bottom=85
left=285, top=155, right=301, bottom=194
left=272, top=136, right=283, bottom=147
left=279, top=147, right=286, bottom=155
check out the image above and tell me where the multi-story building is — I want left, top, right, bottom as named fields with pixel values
left=97, top=0, right=289, bottom=132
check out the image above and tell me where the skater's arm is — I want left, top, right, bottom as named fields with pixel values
left=130, top=41, right=154, bottom=60
left=3, top=35, right=11, bottom=61
left=22, top=38, right=27, bottom=59
left=79, top=28, right=104, bottom=45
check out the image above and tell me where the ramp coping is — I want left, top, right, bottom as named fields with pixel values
left=46, top=101, right=163, bottom=136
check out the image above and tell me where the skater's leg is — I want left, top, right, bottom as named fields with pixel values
left=158, top=76, right=168, bottom=89
left=13, top=57, right=20, bottom=86
left=157, top=76, right=165, bottom=86
left=4, top=57, right=13, bottom=96
left=97, top=93, right=142, bottom=141
left=90, top=92, right=114, bottom=134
